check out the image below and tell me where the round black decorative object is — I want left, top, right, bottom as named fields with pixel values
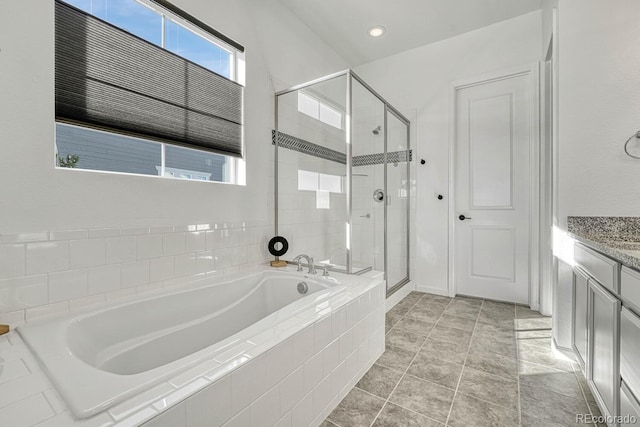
left=268, top=236, right=289, bottom=257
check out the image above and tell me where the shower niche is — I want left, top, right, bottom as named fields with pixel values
left=274, top=70, right=411, bottom=294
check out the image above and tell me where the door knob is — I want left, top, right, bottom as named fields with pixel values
left=458, top=215, right=471, bottom=221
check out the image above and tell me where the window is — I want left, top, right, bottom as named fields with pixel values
left=297, top=92, right=343, bottom=130
left=55, top=0, right=246, bottom=184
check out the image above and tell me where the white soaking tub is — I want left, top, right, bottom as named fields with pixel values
left=18, top=268, right=350, bottom=419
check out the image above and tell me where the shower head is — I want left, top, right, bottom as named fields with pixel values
left=372, top=125, right=382, bottom=135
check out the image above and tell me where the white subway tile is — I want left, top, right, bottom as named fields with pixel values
left=0, top=311, right=25, bottom=329
left=136, top=235, right=163, bottom=260
left=163, top=233, right=185, bottom=256
left=0, top=275, right=47, bottom=311
left=0, top=359, right=29, bottom=385
left=302, top=352, right=323, bottom=395
left=0, top=244, right=25, bottom=279
left=231, top=354, right=267, bottom=414
left=69, top=294, right=107, bottom=311
left=196, top=224, right=212, bottom=231
left=69, top=239, right=106, bottom=269
left=88, top=264, right=122, bottom=295
left=150, top=257, right=175, bottom=282
left=330, top=361, right=347, bottom=397
left=312, top=376, right=332, bottom=415
left=279, top=366, right=303, bottom=415
left=26, top=242, right=69, bottom=275
left=115, top=406, right=158, bottom=427
left=186, top=374, right=232, bottom=427
left=0, top=393, right=53, bottom=427
left=273, top=412, right=292, bottom=427
left=0, top=372, right=51, bottom=409
left=205, top=231, right=216, bottom=251
left=49, top=269, right=88, bottom=303
left=1, top=232, right=48, bottom=244
left=42, top=389, right=66, bottom=415
left=109, top=383, right=174, bottom=421
left=88, top=228, right=120, bottom=238
left=153, top=378, right=207, bottom=412
left=174, top=254, right=196, bottom=278
left=339, top=328, right=354, bottom=360
left=221, top=406, right=250, bottom=427
left=106, top=288, right=136, bottom=301
left=34, top=411, right=113, bottom=427
left=120, top=227, right=149, bottom=237
left=230, top=246, right=247, bottom=267
left=250, top=385, right=280, bottom=427
left=331, top=307, right=347, bottom=338
left=185, top=232, right=206, bottom=253
left=214, top=248, right=232, bottom=269
left=313, top=314, right=332, bottom=353
left=169, top=359, right=219, bottom=389
left=322, top=338, right=340, bottom=376
left=122, top=260, right=149, bottom=288
left=290, top=391, right=313, bottom=427
left=25, top=301, right=69, bottom=322
left=265, top=339, right=293, bottom=388
left=144, top=403, right=185, bottom=427
left=195, top=251, right=215, bottom=274
left=106, top=236, right=137, bottom=264
left=49, top=229, right=88, bottom=241
left=150, top=226, right=173, bottom=235
left=292, top=325, right=314, bottom=367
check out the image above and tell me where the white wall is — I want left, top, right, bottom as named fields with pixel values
left=547, top=0, right=640, bottom=348
left=0, top=0, right=347, bottom=233
left=354, top=11, right=543, bottom=295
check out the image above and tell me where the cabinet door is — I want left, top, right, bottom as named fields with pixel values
left=620, top=381, right=640, bottom=426
left=621, top=307, right=640, bottom=400
left=573, top=268, right=589, bottom=370
left=588, top=279, right=621, bottom=422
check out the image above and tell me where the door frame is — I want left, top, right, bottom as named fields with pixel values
left=447, top=63, right=541, bottom=309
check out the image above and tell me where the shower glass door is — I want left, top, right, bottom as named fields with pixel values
left=385, top=109, right=410, bottom=290
left=351, top=78, right=385, bottom=274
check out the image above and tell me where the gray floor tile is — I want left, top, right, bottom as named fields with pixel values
left=516, top=305, right=545, bottom=318
left=406, top=307, right=445, bottom=323
left=517, top=338, right=575, bottom=372
left=520, top=382, right=590, bottom=426
left=377, top=344, right=416, bottom=372
left=389, top=375, right=455, bottom=423
left=319, top=420, right=340, bottom=427
left=448, top=393, right=520, bottom=427
left=327, top=388, right=385, bottom=427
left=435, top=313, right=477, bottom=332
left=444, top=299, right=481, bottom=320
left=518, top=362, right=584, bottom=400
left=356, top=364, right=404, bottom=399
left=393, top=316, right=435, bottom=337
left=470, top=333, right=517, bottom=358
left=386, top=328, right=427, bottom=353
left=477, top=310, right=516, bottom=328
left=465, top=347, right=518, bottom=380
left=407, top=355, right=464, bottom=389
left=371, top=403, right=444, bottom=427
left=457, top=366, right=519, bottom=411
left=429, top=324, right=473, bottom=347
left=419, top=339, right=469, bottom=365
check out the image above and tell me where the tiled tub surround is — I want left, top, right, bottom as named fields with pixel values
left=0, top=267, right=386, bottom=426
left=0, top=222, right=274, bottom=328
left=568, top=216, right=640, bottom=269
left=324, top=292, right=603, bottom=427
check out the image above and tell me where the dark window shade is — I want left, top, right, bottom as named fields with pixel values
left=55, top=0, right=244, bottom=158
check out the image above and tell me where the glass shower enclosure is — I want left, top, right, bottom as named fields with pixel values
left=274, top=70, right=411, bottom=295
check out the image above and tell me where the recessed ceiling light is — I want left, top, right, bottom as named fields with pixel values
left=368, top=26, right=386, bottom=38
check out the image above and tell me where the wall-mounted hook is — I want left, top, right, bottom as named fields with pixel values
left=437, top=194, right=443, bottom=200
left=420, top=159, right=426, bottom=165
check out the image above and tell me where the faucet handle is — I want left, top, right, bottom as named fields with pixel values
left=296, top=262, right=303, bottom=272
left=322, top=265, right=329, bottom=277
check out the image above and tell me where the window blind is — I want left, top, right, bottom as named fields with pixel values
left=55, top=0, right=244, bottom=158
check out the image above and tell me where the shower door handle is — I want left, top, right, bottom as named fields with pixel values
left=373, top=189, right=384, bottom=202
left=458, top=215, right=472, bottom=221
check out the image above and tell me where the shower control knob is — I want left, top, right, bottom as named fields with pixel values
left=420, top=159, right=426, bottom=165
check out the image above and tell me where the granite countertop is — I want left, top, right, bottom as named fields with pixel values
left=568, top=216, right=640, bottom=270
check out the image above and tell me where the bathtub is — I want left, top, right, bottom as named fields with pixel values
left=17, top=268, right=358, bottom=420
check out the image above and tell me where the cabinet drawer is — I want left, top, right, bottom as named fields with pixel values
left=622, top=267, right=640, bottom=312
left=621, top=307, right=640, bottom=400
left=575, top=243, right=620, bottom=294
left=620, top=381, right=640, bottom=426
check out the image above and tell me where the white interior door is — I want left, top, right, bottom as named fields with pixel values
left=454, top=72, right=532, bottom=304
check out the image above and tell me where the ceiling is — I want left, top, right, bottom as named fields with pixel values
left=278, top=0, right=542, bottom=66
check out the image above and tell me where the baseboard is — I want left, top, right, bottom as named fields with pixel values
left=552, top=337, right=576, bottom=361
left=386, top=281, right=415, bottom=312
left=415, top=285, right=450, bottom=297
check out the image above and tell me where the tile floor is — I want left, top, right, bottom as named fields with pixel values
left=322, top=292, right=604, bottom=427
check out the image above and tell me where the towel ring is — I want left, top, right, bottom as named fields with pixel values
left=624, top=131, right=640, bottom=159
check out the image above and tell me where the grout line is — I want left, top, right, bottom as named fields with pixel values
left=368, top=293, right=454, bottom=427
left=444, top=299, right=485, bottom=426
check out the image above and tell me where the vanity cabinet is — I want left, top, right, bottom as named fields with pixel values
left=588, top=278, right=621, bottom=421
left=620, top=382, right=640, bottom=427
left=572, top=267, right=590, bottom=370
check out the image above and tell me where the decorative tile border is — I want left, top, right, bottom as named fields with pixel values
left=272, top=130, right=412, bottom=166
